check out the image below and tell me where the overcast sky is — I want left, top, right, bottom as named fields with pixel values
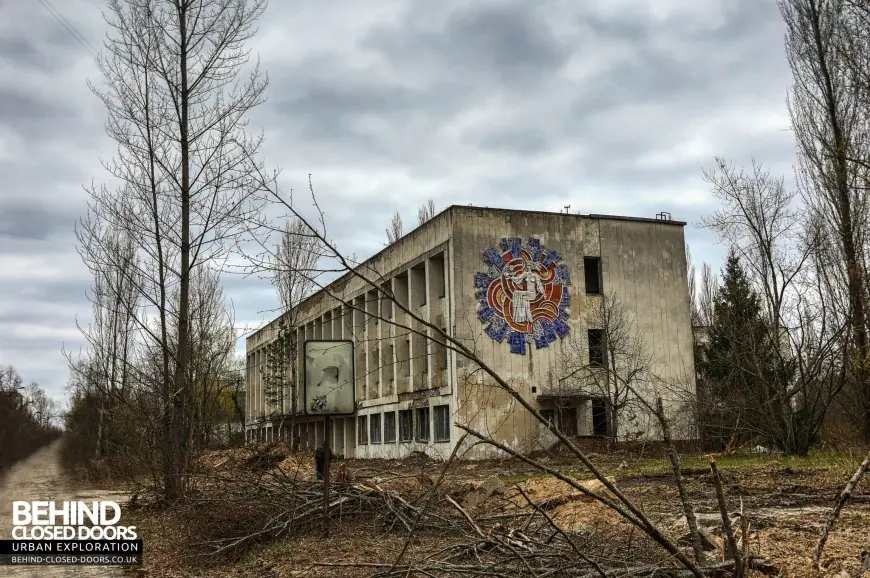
left=0, top=0, right=795, bottom=404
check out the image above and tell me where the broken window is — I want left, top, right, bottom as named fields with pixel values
left=588, top=329, right=605, bottom=366
left=357, top=415, right=368, bottom=445
left=584, top=257, right=602, bottom=295
left=415, top=407, right=430, bottom=442
left=369, top=413, right=381, bottom=444
left=384, top=411, right=396, bottom=443
left=399, top=409, right=413, bottom=442
left=433, top=405, right=450, bottom=442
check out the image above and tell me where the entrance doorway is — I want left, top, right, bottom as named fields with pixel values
left=557, top=407, right=578, bottom=437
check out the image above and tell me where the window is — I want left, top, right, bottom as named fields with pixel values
left=357, top=416, right=368, bottom=445
left=588, top=329, right=605, bottom=366
left=370, top=414, right=382, bottom=444
left=384, top=411, right=397, bottom=443
left=415, top=407, right=430, bottom=442
left=433, top=405, right=450, bottom=442
left=399, top=409, right=413, bottom=442
left=584, top=257, right=602, bottom=295
left=540, top=409, right=555, bottom=426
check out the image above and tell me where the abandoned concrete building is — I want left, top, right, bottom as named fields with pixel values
left=245, top=205, right=696, bottom=458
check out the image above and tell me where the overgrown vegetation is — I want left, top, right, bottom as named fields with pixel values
left=128, top=443, right=869, bottom=577
left=0, top=364, right=61, bottom=472
left=62, top=0, right=265, bottom=496
left=58, top=0, right=870, bottom=576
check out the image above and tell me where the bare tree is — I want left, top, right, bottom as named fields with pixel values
left=701, top=158, right=847, bottom=454
left=687, top=244, right=699, bottom=328
left=77, top=0, right=269, bottom=500
left=260, top=217, right=321, bottom=445
left=686, top=244, right=717, bottom=330
left=697, top=263, right=718, bottom=328
left=557, top=292, right=653, bottom=446
left=1, top=365, right=61, bottom=470
left=386, top=210, right=403, bottom=244
left=689, top=256, right=719, bottom=449
left=780, top=0, right=870, bottom=436
left=22, top=382, right=59, bottom=430
left=182, top=266, right=237, bottom=450
left=68, top=227, right=139, bottom=459
left=226, top=356, right=247, bottom=441
left=417, top=199, right=436, bottom=226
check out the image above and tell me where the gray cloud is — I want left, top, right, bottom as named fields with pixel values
left=0, top=0, right=796, bottom=406
left=0, top=198, right=79, bottom=241
left=364, top=1, right=572, bottom=87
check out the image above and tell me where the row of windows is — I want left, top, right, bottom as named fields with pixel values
left=358, top=405, right=451, bottom=445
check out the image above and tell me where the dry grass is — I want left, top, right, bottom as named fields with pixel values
left=123, top=444, right=870, bottom=577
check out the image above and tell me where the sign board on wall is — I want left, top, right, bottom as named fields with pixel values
left=303, top=340, right=355, bottom=415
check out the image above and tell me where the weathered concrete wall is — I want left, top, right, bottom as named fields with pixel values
left=450, top=208, right=696, bottom=457
left=597, top=218, right=696, bottom=440
left=246, top=206, right=697, bottom=456
left=450, top=207, right=593, bottom=458
left=245, top=208, right=456, bottom=457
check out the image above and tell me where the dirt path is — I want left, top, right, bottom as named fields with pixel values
left=0, top=440, right=130, bottom=577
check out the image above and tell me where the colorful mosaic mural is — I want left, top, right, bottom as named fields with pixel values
left=475, top=237, right=571, bottom=355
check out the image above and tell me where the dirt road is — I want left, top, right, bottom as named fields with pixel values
left=0, top=440, right=130, bottom=577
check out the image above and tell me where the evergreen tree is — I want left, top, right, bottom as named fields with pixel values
left=703, top=250, right=765, bottom=394
left=699, top=249, right=797, bottom=452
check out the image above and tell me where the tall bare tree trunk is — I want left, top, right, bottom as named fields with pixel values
left=781, top=0, right=870, bottom=435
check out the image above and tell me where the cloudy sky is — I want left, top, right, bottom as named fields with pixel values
left=0, top=0, right=795, bottom=404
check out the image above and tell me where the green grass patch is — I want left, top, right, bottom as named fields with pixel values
left=602, top=451, right=860, bottom=478
left=496, top=450, right=865, bottom=485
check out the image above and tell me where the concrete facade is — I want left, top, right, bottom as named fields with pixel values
left=245, top=206, right=696, bottom=459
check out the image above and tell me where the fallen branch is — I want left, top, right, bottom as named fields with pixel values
left=708, top=455, right=739, bottom=564
left=313, top=556, right=780, bottom=577
left=813, top=449, right=870, bottom=570
left=456, top=422, right=705, bottom=577
left=516, top=485, right=608, bottom=578
left=656, top=397, right=706, bottom=566
left=446, top=495, right=486, bottom=539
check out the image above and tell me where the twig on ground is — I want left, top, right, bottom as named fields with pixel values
left=708, top=455, right=739, bottom=564
left=813, top=449, right=870, bottom=570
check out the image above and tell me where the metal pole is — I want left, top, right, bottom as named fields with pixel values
left=323, top=415, right=331, bottom=536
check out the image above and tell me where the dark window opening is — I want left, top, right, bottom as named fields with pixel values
left=588, top=329, right=605, bottom=366
left=415, top=407, right=430, bottom=442
left=434, top=258, right=446, bottom=298
left=433, top=405, right=450, bottom=442
left=357, top=416, right=368, bottom=445
left=558, top=407, right=578, bottom=437
left=592, top=399, right=609, bottom=436
left=399, top=409, right=413, bottom=442
left=370, top=413, right=382, bottom=444
left=540, top=409, right=555, bottom=426
left=384, top=411, right=396, bottom=443
left=584, top=257, right=602, bottom=295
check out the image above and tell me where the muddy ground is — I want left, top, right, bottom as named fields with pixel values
left=119, top=444, right=870, bottom=577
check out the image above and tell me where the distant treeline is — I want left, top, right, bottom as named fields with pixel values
left=0, top=364, right=62, bottom=472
